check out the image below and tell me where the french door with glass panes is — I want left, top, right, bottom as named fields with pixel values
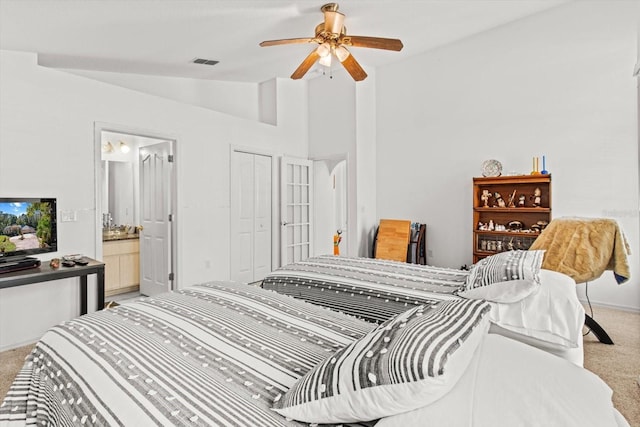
left=280, top=157, right=313, bottom=265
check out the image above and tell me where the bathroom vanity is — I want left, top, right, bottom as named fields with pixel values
left=103, top=233, right=139, bottom=297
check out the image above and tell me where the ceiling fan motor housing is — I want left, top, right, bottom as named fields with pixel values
left=320, top=4, right=345, bottom=37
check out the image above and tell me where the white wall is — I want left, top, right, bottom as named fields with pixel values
left=308, top=70, right=359, bottom=256
left=356, top=72, right=378, bottom=258
left=307, top=68, right=379, bottom=258
left=376, top=2, right=640, bottom=310
left=313, top=161, right=333, bottom=255
left=313, top=159, right=348, bottom=256
left=0, top=50, right=308, bottom=350
left=63, top=69, right=261, bottom=122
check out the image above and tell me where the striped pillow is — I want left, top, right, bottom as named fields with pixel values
left=271, top=299, right=491, bottom=423
left=463, top=250, right=545, bottom=300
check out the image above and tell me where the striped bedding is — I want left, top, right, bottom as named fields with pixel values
left=262, top=256, right=468, bottom=323
left=0, top=281, right=375, bottom=427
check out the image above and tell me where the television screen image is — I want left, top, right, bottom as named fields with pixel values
left=0, top=198, right=57, bottom=261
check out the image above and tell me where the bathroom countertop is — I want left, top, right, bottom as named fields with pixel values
left=102, top=233, right=139, bottom=242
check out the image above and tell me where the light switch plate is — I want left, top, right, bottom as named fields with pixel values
left=60, top=210, right=77, bottom=222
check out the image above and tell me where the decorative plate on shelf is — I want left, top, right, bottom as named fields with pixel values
left=481, top=159, right=502, bottom=177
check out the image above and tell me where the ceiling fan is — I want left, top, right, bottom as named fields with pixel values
left=260, top=3, right=403, bottom=81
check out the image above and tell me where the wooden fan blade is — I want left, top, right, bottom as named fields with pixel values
left=342, top=35, right=403, bottom=51
left=260, top=38, right=315, bottom=47
left=291, top=50, right=321, bottom=80
left=340, top=54, right=367, bottom=81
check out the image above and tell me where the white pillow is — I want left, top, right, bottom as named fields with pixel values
left=271, top=299, right=491, bottom=424
left=488, top=269, right=584, bottom=349
left=462, top=250, right=545, bottom=302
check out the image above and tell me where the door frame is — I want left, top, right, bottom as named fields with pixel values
left=229, top=145, right=278, bottom=272
left=311, top=153, right=349, bottom=257
left=94, top=122, right=178, bottom=290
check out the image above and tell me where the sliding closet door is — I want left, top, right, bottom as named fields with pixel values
left=230, top=151, right=272, bottom=283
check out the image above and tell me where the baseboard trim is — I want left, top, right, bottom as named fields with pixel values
left=578, top=298, right=640, bottom=313
left=0, top=339, right=37, bottom=353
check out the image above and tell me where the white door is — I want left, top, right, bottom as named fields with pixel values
left=139, top=142, right=173, bottom=296
left=280, top=157, right=313, bottom=266
left=230, top=151, right=272, bottom=283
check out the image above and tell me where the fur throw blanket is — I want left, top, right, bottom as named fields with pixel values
left=529, top=217, right=631, bottom=284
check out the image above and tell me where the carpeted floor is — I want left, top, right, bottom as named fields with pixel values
left=0, top=343, right=33, bottom=398
left=582, top=305, right=640, bottom=427
left=1, top=305, right=639, bottom=425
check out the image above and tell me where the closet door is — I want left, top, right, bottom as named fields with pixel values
left=230, top=151, right=272, bottom=283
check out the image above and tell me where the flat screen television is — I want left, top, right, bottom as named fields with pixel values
left=0, top=197, right=57, bottom=262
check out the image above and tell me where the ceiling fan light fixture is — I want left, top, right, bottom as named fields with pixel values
left=334, top=45, right=350, bottom=62
left=316, top=42, right=331, bottom=57
left=319, top=54, right=332, bottom=67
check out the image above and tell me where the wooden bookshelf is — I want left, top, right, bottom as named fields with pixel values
left=472, top=174, right=551, bottom=263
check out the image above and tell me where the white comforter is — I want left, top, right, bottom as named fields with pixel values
left=377, top=334, right=626, bottom=427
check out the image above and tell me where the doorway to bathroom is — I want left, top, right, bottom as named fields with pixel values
left=94, top=123, right=177, bottom=300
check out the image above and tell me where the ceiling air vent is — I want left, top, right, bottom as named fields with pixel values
left=192, top=58, right=219, bottom=66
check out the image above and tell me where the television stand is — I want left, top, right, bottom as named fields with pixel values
left=0, top=256, right=41, bottom=274
left=0, top=258, right=105, bottom=315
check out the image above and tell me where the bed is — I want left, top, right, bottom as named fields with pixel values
left=0, top=281, right=626, bottom=427
left=262, top=253, right=585, bottom=365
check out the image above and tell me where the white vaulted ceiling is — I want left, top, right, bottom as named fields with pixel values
left=0, top=0, right=570, bottom=83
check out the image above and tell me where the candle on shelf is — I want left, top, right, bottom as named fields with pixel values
left=531, top=156, right=541, bottom=175
left=541, top=155, right=549, bottom=175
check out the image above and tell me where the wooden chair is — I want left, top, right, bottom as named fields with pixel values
left=373, top=219, right=412, bottom=263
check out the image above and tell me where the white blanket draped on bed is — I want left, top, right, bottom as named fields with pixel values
left=377, top=334, right=626, bottom=427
